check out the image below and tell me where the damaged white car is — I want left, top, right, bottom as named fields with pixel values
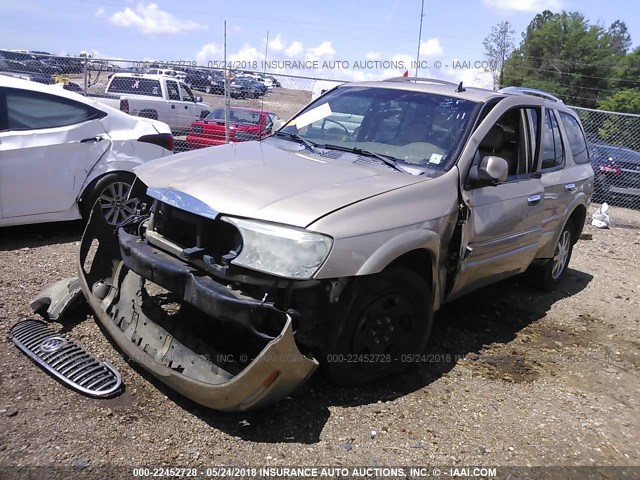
left=34, top=78, right=593, bottom=411
left=0, top=76, right=174, bottom=227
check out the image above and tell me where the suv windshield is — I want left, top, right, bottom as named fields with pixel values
left=280, top=85, right=478, bottom=172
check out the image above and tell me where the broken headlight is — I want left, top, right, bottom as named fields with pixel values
left=221, top=217, right=332, bottom=279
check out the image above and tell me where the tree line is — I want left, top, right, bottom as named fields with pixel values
left=484, top=11, right=640, bottom=113
left=484, top=11, right=640, bottom=149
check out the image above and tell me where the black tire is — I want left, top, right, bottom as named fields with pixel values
left=323, top=267, right=433, bottom=385
left=527, top=221, right=575, bottom=291
left=81, top=172, right=138, bottom=227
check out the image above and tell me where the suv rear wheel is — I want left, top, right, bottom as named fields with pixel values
left=527, top=221, right=575, bottom=291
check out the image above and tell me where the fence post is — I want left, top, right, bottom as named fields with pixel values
left=83, top=57, right=88, bottom=96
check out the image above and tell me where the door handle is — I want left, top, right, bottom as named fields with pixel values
left=184, top=106, right=188, bottom=109
left=171, top=105, right=176, bottom=109
left=565, top=183, right=576, bottom=192
left=78, top=136, right=104, bottom=144
left=527, top=194, right=541, bottom=206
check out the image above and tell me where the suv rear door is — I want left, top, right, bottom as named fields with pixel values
left=535, top=108, right=593, bottom=257
left=450, top=101, right=545, bottom=298
left=535, top=108, right=572, bottom=254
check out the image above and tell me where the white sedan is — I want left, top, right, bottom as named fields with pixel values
left=0, top=75, right=174, bottom=227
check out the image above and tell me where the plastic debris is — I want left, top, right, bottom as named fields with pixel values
left=591, top=203, right=611, bottom=229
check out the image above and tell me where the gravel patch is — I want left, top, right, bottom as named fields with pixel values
left=0, top=206, right=638, bottom=470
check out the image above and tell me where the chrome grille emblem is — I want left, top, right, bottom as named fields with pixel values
left=39, top=336, right=67, bottom=353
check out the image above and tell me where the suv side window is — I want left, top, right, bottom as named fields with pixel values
left=559, top=112, right=589, bottom=164
left=2, top=87, right=105, bottom=130
left=540, top=109, right=565, bottom=170
left=475, top=107, right=539, bottom=179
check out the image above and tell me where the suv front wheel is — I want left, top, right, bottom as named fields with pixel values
left=323, top=266, right=433, bottom=385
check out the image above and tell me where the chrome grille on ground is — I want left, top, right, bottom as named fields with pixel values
left=9, top=319, right=122, bottom=398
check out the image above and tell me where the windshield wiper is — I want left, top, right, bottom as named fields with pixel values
left=273, top=131, right=319, bottom=153
left=323, top=144, right=405, bottom=173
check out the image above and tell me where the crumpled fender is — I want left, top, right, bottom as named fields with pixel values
left=75, top=203, right=318, bottom=411
left=30, top=277, right=85, bottom=321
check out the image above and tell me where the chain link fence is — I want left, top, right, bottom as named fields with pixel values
left=3, top=52, right=640, bottom=222
left=77, top=58, right=323, bottom=152
left=570, top=106, right=640, bottom=216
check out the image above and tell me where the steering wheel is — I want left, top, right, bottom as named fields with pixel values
left=322, top=118, right=350, bottom=136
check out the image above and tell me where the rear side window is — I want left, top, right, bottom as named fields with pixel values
left=540, top=109, right=565, bottom=170
left=108, top=77, right=162, bottom=96
left=166, top=81, right=180, bottom=101
left=179, top=83, right=195, bottom=102
left=2, top=87, right=105, bottom=130
left=559, top=112, right=589, bottom=164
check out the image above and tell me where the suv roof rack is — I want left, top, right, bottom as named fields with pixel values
left=498, top=86, right=564, bottom=104
left=385, top=76, right=458, bottom=87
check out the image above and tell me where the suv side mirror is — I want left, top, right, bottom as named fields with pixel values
left=467, top=155, right=509, bottom=188
left=195, top=95, right=203, bottom=103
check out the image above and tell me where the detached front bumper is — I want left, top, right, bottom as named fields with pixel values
left=77, top=206, right=318, bottom=411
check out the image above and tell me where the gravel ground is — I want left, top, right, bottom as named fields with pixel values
left=0, top=204, right=639, bottom=474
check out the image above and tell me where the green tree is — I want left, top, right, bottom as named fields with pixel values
left=503, top=11, right=629, bottom=108
left=596, top=89, right=640, bottom=150
left=604, top=20, right=631, bottom=56
left=610, top=47, right=640, bottom=91
left=482, top=21, right=516, bottom=90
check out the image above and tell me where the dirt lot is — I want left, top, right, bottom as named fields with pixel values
left=0, top=204, right=639, bottom=474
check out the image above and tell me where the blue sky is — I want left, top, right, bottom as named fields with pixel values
left=2, top=0, right=639, bottom=87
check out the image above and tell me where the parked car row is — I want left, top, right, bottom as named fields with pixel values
left=0, top=58, right=55, bottom=84
left=0, top=50, right=84, bottom=74
left=182, top=69, right=277, bottom=98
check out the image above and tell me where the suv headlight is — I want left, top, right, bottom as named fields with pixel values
left=221, top=217, right=333, bottom=279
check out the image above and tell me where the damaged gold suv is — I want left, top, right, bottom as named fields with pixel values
left=38, top=78, right=594, bottom=411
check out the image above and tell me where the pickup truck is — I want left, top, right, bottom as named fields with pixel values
left=90, top=73, right=211, bottom=134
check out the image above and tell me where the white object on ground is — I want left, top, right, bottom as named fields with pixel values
left=591, top=203, right=611, bottom=229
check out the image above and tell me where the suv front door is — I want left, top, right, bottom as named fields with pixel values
left=450, top=103, right=544, bottom=299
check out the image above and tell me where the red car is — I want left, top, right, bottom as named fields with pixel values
left=186, top=107, right=279, bottom=149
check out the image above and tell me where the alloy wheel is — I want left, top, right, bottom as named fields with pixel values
left=552, top=230, right=571, bottom=279
left=99, top=181, right=137, bottom=226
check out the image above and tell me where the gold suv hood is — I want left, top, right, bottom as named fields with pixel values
left=134, top=139, right=425, bottom=227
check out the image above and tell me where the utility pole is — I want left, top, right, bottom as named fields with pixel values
left=264, top=30, right=269, bottom=73
left=224, top=20, right=230, bottom=144
left=415, top=0, right=425, bottom=78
